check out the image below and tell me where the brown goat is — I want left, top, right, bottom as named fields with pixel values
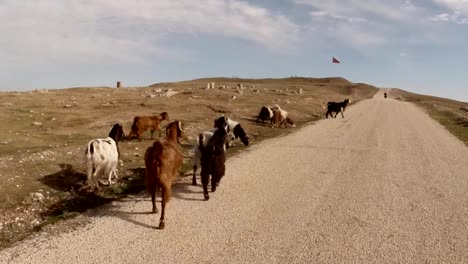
left=144, top=120, right=184, bottom=229
left=128, top=112, right=169, bottom=141
left=271, top=108, right=296, bottom=128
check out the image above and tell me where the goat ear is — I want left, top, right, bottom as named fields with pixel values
left=166, top=124, right=170, bottom=135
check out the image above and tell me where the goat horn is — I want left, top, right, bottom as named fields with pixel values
left=178, top=121, right=185, bottom=132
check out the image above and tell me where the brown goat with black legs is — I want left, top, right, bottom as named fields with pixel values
left=199, top=127, right=228, bottom=200
left=128, top=112, right=169, bottom=141
left=144, top=120, right=184, bottom=229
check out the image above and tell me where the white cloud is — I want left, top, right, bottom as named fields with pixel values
left=430, top=13, right=451, bottom=21
left=309, top=11, right=368, bottom=23
left=429, top=11, right=468, bottom=24
left=295, top=0, right=451, bottom=50
left=331, top=24, right=387, bottom=47
left=299, top=1, right=406, bottom=49
left=433, top=0, right=468, bottom=14
left=432, top=0, right=468, bottom=24
left=0, top=0, right=299, bottom=66
left=296, top=0, right=423, bottom=22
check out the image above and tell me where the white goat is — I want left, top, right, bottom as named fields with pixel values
left=84, top=124, right=124, bottom=190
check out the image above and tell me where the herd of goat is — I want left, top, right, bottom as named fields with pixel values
left=84, top=99, right=350, bottom=228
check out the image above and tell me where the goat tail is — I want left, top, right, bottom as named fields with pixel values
left=151, top=141, right=163, bottom=170
left=85, top=140, right=95, bottom=160
left=198, top=133, right=204, bottom=152
left=145, top=141, right=163, bottom=193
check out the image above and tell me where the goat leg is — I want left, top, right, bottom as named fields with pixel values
left=203, top=184, right=210, bottom=200
left=107, top=170, right=113, bottom=185
left=192, top=165, right=198, bottom=185
left=91, top=165, right=101, bottom=191
left=151, top=190, right=158, bottom=214
left=159, top=187, right=166, bottom=229
left=201, top=170, right=210, bottom=200
left=113, top=169, right=119, bottom=181
left=211, top=175, right=217, bottom=193
left=159, top=181, right=172, bottom=229
left=86, top=165, right=94, bottom=189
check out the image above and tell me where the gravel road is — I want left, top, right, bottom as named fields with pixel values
left=1, top=91, right=467, bottom=263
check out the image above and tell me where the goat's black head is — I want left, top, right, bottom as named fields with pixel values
left=214, top=115, right=228, bottom=131
left=207, top=127, right=227, bottom=155
left=159, top=112, right=169, bottom=121
left=233, top=124, right=249, bottom=146
left=257, top=106, right=272, bottom=122
left=109, top=123, right=125, bottom=142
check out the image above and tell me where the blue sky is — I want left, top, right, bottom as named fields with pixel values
left=0, top=0, right=467, bottom=102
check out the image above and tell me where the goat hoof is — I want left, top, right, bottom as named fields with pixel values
left=204, top=194, right=210, bottom=201
left=152, top=208, right=158, bottom=214
left=211, top=186, right=217, bottom=192
left=159, top=221, right=165, bottom=229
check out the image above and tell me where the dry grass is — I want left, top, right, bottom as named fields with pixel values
left=391, top=89, right=468, bottom=146
left=0, top=77, right=378, bottom=248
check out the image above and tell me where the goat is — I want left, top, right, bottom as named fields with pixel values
left=256, top=106, right=274, bottom=124
left=214, top=115, right=249, bottom=148
left=325, top=99, right=350, bottom=118
left=144, top=120, right=184, bottom=229
left=84, top=123, right=125, bottom=191
left=127, top=112, right=169, bottom=141
left=198, top=127, right=228, bottom=200
left=191, top=116, right=228, bottom=186
left=191, top=117, right=249, bottom=186
left=271, top=106, right=296, bottom=128
left=191, top=130, right=224, bottom=186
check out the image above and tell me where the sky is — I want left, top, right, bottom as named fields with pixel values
left=0, top=0, right=467, bottom=102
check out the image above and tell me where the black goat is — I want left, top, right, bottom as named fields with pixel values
left=256, top=106, right=274, bottom=124
left=199, top=127, right=228, bottom=200
left=214, top=115, right=249, bottom=148
left=326, top=99, right=350, bottom=118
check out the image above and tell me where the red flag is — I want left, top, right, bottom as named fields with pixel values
left=332, top=57, right=340, bottom=63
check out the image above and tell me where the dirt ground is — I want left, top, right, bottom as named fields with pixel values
left=0, top=76, right=378, bottom=248
left=1, top=90, right=466, bottom=263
